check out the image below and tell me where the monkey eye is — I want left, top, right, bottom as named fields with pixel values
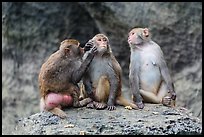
left=98, top=38, right=102, bottom=41
left=131, top=32, right=135, bottom=35
left=103, top=38, right=107, bottom=41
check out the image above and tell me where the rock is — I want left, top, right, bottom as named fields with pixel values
left=12, top=104, right=202, bottom=135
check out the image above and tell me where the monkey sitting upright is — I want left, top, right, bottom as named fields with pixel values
left=81, top=34, right=138, bottom=111
left=38, top=39, right=97, bottom=118
left=127, top=27, right=176, bottom=109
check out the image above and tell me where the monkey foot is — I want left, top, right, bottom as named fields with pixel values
left=136, top=102, right=144, bottom=109
left=107, top=105, right=116, bottom=111
left=93, top=101, right=107, bottom=110
left=86, top=102, right=95, bottom=109
left=162, top=96, right=172, bottom=107
left=57, top=112, right=67, bottom=119
left=79, top=97, right=93, bottom=107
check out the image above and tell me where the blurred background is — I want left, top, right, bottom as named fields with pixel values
left=2, top=2, right=202, bottom=134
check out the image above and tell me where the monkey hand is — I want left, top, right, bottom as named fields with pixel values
left=84, top=40, right=94, bottom=52
left=89, top=46, right=97, bottom=54
left=86, top=46, right=98, bottom=60
left=162, top=96, right=174, bottom=107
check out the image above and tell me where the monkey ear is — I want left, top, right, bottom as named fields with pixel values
left=64, top=48, right=70, bottom=55
left=143, top=28, right=149, bottom=37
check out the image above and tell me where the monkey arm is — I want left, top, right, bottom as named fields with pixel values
left=160, top=60, right=176, bottom=100
left=130, top=70, right=143, bottom=103
left=130, top=70, right=144, bottom=109
left=72, top=47, right=97, bottom=84
left=72, top=55, right=94, bottom=84
left=106, top=59, right=122, bottom=107
left=107, top=74, right=119, bottom=106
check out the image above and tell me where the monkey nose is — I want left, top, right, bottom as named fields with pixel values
left=128, top=39, right=131, bottom=43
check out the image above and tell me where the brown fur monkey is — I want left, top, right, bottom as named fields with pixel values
left=128, top=27, right=176, bottom=109
left=82, top=34, right=138, bottom=111
left=39, top=39, right=97, bottom=118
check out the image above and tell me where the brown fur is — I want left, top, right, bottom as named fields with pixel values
left=39, top=39, right=96, bottom=118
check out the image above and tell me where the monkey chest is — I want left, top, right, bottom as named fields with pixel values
left=89, top=60, right=110, bottom=82
left=140, top=59, right=161, bottom=87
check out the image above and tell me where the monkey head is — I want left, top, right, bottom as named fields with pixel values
left=92, top=34, right=111, bottom=55
left=128, top=28, right=150, bottom=46
left=60, top=39, right=83, bottom=57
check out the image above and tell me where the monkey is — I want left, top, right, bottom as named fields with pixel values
left=38, top=39, right=97, bottom=118
left=81, top=34, right=138, bottom=111
left=127, top=27, right=176, bottom=109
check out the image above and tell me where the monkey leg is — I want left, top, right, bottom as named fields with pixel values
left=140, top=82, right=174, bottom=107
left=93, top=76, right=110, bottom=110
left=140, top=89, right=161, bottom=103
left=157, top=82, right=175, bottom=107
left=79, top=83, right=86, bottom=101
left=79, top=97, right=93, bottom=107
left=40, top=98, right=46, bottom=112
left=86, top=102, right=95, bottom=109
left=116, top=96, right=138, bottom=110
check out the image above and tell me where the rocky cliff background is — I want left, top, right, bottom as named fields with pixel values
left=2, top=2, right=202, bottom=135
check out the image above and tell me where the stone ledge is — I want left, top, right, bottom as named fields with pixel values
left=13, top=104, right=202, bottom=135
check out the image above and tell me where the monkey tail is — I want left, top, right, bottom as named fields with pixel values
left=116, top=96, right=138, bottom=109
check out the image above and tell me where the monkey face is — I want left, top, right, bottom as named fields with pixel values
left=128, top=28, right=149, bottom=45
left=128, top=29, right=143, bottom=45
left=128, top=30, right=137, bottom=45
left=93, top=36, right=108, bottom=54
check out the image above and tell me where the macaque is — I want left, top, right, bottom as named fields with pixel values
left=127, top=27, right=176, bottom=109
left=81, top=34, right=138, bottom=111
left=38, top=39, right=97, bottom=118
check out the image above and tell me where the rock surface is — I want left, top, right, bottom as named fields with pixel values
left=13, top=104, right=202, bottom=135
left=2, top=2, right=202, bottom=135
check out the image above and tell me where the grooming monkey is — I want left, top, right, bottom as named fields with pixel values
left=81, top=34, right=138, bottom=110
left=38, top=39, right=97, bottom=118
left=128, top=27, right=176, bottom=109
